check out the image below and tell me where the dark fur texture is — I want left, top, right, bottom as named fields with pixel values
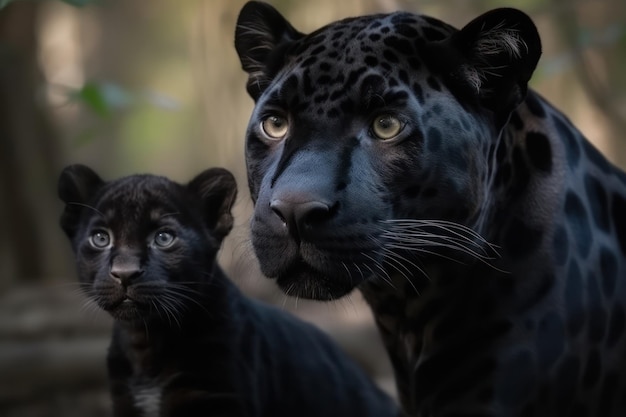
left=235, top=2, right=626, bottom=416
left=58, top=164, right=399, bottom=417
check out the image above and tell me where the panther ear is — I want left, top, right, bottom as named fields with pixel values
left=234, top=1, right=304, bottom=101
left=58, top=164, right=104, bottom=240
left=438, top=8, right=541, bottom=124
left=187, top=168, right=238, bottom=243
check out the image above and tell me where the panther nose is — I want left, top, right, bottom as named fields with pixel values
left=270, top=199, right=332, bottom=236
left=110, top=256, right=144, bottom=286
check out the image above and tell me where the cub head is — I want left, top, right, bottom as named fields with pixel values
left=58, top=164, right=237, bottom=321
left=235, top=2, right=541, bottom=299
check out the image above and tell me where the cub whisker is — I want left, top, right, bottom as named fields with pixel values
left=163, top=287, right=211, bottom=317
left=158, top=297, right=182, bottom=330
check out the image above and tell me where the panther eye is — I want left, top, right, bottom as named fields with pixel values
left=261, top=115, right=289, bottom=140
left=154, top=231, right=176, bottom=248
left=372, top=114, right=404, bottom=140
left=89, top=230, right=111, bottom=249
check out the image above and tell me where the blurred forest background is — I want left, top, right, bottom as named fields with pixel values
left=0, top=0, right=624, bottom=415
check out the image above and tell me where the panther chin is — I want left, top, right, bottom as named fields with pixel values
left=103, top=297, right=146, bottom=322
left=273, top=258, right=363, bottom=301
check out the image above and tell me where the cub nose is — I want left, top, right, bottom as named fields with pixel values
left=110, top=256, right=144, bottom=285
left=270, top=199, right=332, bottom=236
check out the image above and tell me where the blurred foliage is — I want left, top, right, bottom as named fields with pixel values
left=0, top=0, right=96, bottom=10
left=60, top=0, right=94, bottom=6
left=0, top=0, right=624, bottom=285
left=68, top=81, right=179, bottom=119
left=0, top=3, right=624, bottom=415
left=71, top=81, right=131, bottom=117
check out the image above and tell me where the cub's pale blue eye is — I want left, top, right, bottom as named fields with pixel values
left=154, top=231, right=176, bottom=248
left=89, top=231, right=111, bottom=249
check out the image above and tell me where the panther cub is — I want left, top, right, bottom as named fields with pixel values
left=236, top=2, right=626, bottom=416
left=58, top=164, right=399, bottom=417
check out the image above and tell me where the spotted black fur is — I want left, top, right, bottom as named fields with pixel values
left=235, top=2, right=626, bottom=416
left=58, top=164, right=399, bottom=417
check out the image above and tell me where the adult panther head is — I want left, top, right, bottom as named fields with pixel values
left=235, top=1, right=541, bottom=300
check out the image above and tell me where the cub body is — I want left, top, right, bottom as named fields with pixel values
left=59, top=164, right=399, bottom=417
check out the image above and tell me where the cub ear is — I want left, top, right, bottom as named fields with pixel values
left=58, top=164, right=104, bottom=239
left=234, top=1, right=304, bottom=101
left=438, top=8, right=541, bottom=124
left=187, top=168, right=238, bottom=243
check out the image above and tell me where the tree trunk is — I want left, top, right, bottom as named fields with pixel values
left=0, top=2, right=61, bottom=284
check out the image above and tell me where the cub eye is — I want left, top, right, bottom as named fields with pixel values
left=154, top=231, right=176, bottom=248
left=372, top=114, right=404, bottom=140
left=89, top=230, right=111, bottom=249
left=261, top=115, right=289, bottom=140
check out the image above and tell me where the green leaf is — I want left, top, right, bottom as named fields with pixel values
left=74, top=82, right=110, bottom=117
left=71, top=81, right=133, bottom=118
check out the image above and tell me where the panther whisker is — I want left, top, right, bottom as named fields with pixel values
left=381, top=218, right=492, bottom=244
left=360, top=251, right=396, bottom=290
left=341, top=261, right=357, bottom=290
left=382, top=219, right=501, bottom=254
left=380, top=250, right=422, bottom=295
left=381, top=246, right=430, bottom=280
left=379, top=218, right=505, bottom=271
left=384, top=240, right=507, bottom=273
left=381, top=247, right=430, bottom=279
left=381, top=230, right=490, bottom=258
left=353, top=262, right=366, bottom=283
left=385, top=242, right=470, bottom=265
left=362, top=263, right=376, bottom=280
left=381, top=249, right=427, bottom=293
left=385, top=238, right=485, bottom=260
left=388, top=234, right=497, bottom=261
left=383, top=231, right=490, bottom=253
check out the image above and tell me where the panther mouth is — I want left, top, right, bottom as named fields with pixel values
left=273, top=254, right=372, bottom=300
left=251, top=212, right=383, bottom=300
left=102, top=295, right=148, bottom=321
